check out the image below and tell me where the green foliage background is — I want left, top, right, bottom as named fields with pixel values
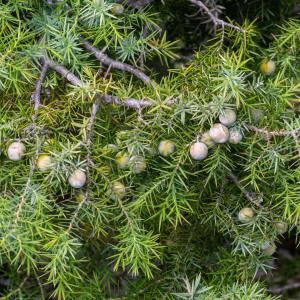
left=0, top=0, right=300, bottom=299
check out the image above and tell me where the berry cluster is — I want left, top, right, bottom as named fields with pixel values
left=190, top=108, right=242, bottom=161
left=154, top=109, right=242, bottom=163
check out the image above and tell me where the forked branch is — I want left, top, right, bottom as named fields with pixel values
left=31, top=62, right=49, bottom=117
left=188, top=0, right=245, bottom=33
left=82, top=40, right=153, bottom=85
left=43, top=57, right=175, bottom=109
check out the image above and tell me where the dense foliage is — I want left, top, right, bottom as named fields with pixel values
left=0, top=0, right=300, bottom=299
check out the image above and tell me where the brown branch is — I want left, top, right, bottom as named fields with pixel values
left=41, top=57, right=85, bottom=87
left=188, top=0, right=245, bottom=33
left=43, top=57, right=176, bottom=109
left=245, top=123, right=300, bottom=139
left=82, top=40, right=153, bottom=85
left=228, top=172, right=262, bottom=208
left=102, top=94, right=176, bottom=109
left=269, top=281, right=300, bottom=294
left=117, top=0, right=155, bottom=8
left=31, top=62, right=49, bottom=119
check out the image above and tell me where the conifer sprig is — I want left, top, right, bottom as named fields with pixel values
left=0, top=1, right=299, bottom=299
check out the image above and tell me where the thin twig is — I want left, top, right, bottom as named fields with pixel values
left=82, top=40, right=153, bottom=85
left=268, top=281, right=300, bottom=294
left=117, top=197, right=133, bottom=227
left=291, top=132, right=300, bottom=155
left=14, top=176, right=32, bottom=225
left=188, top=0, right=245, bottom=33
left=14, top=62, right=48, bottom=223
left=33, top=269, right=45, bottom=300
left=228, top=172, right=262, bottom=208
left=117, top=0, right=154, bottom=8
left=245, top=123, right=300, bottom=139
left=103, top=64, right=112, bottom=80
left=67, top=103, right=99, bottom=234
left=14, top=140, right=43, bottom=225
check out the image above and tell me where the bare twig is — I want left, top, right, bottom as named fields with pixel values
left=42, top=57, right=85, bottom=87
left=43, top=57, right=176, bottom=109
left=103, top=64, right=112, bottom=80
left=268, top=281, right=300, bottom=294
left=117, top=0, right=155, bottom=8
left=82, top=40, right=153, bottom=85
left=245, top=123, right=300, bottom=139
left=31, top=62, right=49, bottom=121
left=188, top=0, right=245, bottom=33
left=102, top=94, right=176, bottom=109
left=228, top=172, right=262, bottom=208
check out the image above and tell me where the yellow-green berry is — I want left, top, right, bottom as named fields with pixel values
left=158, top=140, right=175, bottom=157
left=238, top=207, right=254, bottom=222
left=75, top=191, right=86, bottom=203
left=111, top=4, right=124, bottom=15
left=110, top=181, right=126, bottom=200
left=275, top=222, right=288, bottom=234
left=115, top=152, right=130, bottom=169
left=36, top=154, right=52, bottom=171
left=261, top=241, right=276, bottom=255
left=260, top=59, right=276, bottom=75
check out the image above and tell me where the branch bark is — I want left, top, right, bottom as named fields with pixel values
left=269, top=281, right=300, bottom=294
left=188, top=0, right=245, bottom=33
left=42, top=57, right=85, bottom=87
left=32, top=62, right=49, bottom=116
left=102, top=94, right=176, bottom=109
left=43, top=57, right=175, bottom=109
left=82, top=40, right=153, bottom=85
left=245, top=123, right=300, bottom=139
left=117, top=0, right=155, bottom=8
